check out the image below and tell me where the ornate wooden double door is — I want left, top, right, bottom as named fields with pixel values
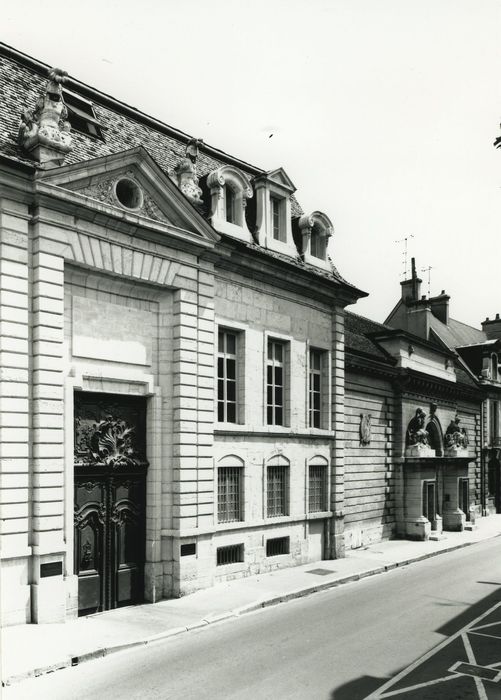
left=74, top=392, right=148, bottom=616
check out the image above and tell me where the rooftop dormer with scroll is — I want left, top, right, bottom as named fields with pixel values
left=206, top=165, right=253, bottom=242
left=295, top=211, right=334, bottom=272
left=253, top=168, right=297, bottom=256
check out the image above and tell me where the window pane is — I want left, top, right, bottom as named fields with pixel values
left=275, top=407, right=283, bottom=425
left=274, top=366, right=283, bottom=386
left=227, top=402, right=236, bottom=423
left=218, top=402, right=225, bottom=422
left=218, top=332, right=224, bottom=353
left=275, top=387, right=283, bottom=406
left=267, top=342, right=273, bottom=360
left=267, top=406, right=273, bottom=424
left=226, top=333, right=236, bottom=355
left=227, top=380, right=236, bottom=401
left=217, top=379, right=224, bottom=400
left=267, top=385, right=273, bottom=404
left=267, top=365, right=273, bottom=383
left=226, top=358, right=236, bottom=380
left=274, top=343, right=283, bottom=362
left=217, top=357, right=224, bottom=378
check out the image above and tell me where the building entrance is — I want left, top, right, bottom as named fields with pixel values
left=73, top=392, right=148, bottom=616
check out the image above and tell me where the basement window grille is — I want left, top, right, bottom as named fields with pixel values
left=266, top=536, right=290, bottom=556
left=180, top=543, right=196, bottom=557
left=216, top=544, right=244, bottom=566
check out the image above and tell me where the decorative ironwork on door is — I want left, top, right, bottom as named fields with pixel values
left=73, top=392, right=148, bottom=616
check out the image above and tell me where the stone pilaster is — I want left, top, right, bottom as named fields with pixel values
left=171, top=263, right=215, bottom=594
left=0, top=198, right=31, bottom=624
left=29, top=231, right=66, bottom=622
left=329, top=307, right=345, bottom=558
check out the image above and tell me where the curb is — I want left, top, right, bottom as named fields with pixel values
left=3, top=533, right=499, bottom=687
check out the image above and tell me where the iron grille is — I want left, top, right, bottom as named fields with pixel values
left=217, top=544, right=244, bottom=566
left=309, top=464, right=327, bottom=512
left=267, top=465, right=288, bottom=517
left=218, top=467, right=242, bottom=523
left=266, top=536, right=290, bottom=556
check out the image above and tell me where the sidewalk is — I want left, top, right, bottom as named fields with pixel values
left=3, top=515, right=501, bottom=686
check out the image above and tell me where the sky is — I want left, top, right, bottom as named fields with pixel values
left=2, top=0, right=500, bottom=327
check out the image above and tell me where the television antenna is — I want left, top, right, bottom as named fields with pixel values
left=421, top=266, right=434, bottom=296
left=394, top=235, right=414, bottom=278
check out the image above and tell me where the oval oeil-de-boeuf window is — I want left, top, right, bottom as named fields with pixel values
left=114, top=177, right=143, bottom=211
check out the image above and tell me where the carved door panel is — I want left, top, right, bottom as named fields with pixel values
left=74, top=480, right=106, bottom=615
left=111, top=475, right=146, bottom=609
left=74, top=392, right=148, bottom=616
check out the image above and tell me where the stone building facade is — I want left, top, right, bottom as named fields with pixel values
left=0, top=45, right=364, bottom=625
left=0, top=44, right=496, bottom=628
left=343, top=310, right=483, bottom=550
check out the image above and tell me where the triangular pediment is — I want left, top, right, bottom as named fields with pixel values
left=37, top=146, right=219, bottom=244
left=267, top=167, right=296, bottom=193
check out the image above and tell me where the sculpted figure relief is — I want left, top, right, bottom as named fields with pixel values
left=406, top=408, right=429, bottom=447
left=445, top=416, right=468, bottom=449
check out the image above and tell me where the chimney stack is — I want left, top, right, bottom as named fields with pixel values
left=482, top=314, right=501, bottom=340
left=400, top=257, right=422, bottom=302
left=429, top=290, right=450, bottom=325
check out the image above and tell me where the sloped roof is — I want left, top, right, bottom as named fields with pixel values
left=429, top=315, right=486, bottom=349
left=0, top=45, right=302, bottom=214
left=345, top=312, right=394, bottom=363
left=0, top=44, right=367, bottom=295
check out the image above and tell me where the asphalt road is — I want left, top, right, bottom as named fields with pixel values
left=5, top=537, right=501, bottom=700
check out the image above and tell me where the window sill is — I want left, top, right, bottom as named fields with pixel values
left=162, top=511, right=333, bottom=538
left=214, top=424, right=334, bottom=439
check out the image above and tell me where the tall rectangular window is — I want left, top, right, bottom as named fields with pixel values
left=267, top=464, right=289, bottom=517
left=218, top=466, right=243, bottom=523
left=271, top=196, right=282, bottom=240
left=309, top=349, right=323, bottom=428
left=267, top=340, right=285, bottom=426
left=310, top=229, right=326, bottom=260
left=309, top=463, right=327, bottom=512
left=218, top=330, right=237, bottom=423
left=225, top=186, right=236, bottom=223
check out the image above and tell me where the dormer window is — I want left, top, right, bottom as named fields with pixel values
left=225, top=185, right=236, bottom=223
left=492, top=353, right=499, bottom=382
left=207, top=165, right=253, bottom=241
left=254, top=168, right=296, bottom=256
left=271, top=196, right=285, bottom=242
left=310, top=223, right=327, bottom=259
left=298, top=211, right=333, bottom=271
left=62, top=89, right=104, bottom=140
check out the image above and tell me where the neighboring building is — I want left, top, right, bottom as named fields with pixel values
left=385, top=259, right=501, bottom=521
left=0, top=44, right=365, bottom=625
left=344, top=311, right=483, bottom=549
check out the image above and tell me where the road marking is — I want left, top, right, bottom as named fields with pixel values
left=365, top=601, right=501, bottom=699
left=449, top=662, right=501, bottom=682
left=376, top=675, right=459, bottom=697
left=462, top=631, right=488, bottom=699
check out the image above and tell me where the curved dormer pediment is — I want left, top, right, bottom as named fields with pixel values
left=206, top=165, right=253, bottom=242
left=298, top=211, right=334, bottom=271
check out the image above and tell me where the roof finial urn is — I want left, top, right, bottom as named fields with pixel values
left=172, top=138, right=204, bottom=208
left=18, top=67, right=73, bottom=168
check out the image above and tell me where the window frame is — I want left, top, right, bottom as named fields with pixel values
left=308, top=461, right=328, bottom=513
left=217, top=328, right=239, bottom=424
left=217, top=464, right=244, bottom=524
left=266, top=338, right=287, bottom=427
left=270, top=195, right=286, bottom=242
left=266, top=462, right=289, bottom=518
left=62, top=88, right=105, bottom=140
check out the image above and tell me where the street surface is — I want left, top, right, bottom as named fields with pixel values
left=4, top=537, right=501, bottom=700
